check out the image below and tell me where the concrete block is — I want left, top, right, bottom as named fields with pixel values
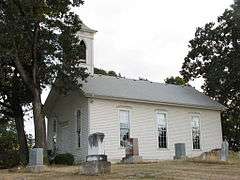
left=27, top=148, right=45, bottom=173
left=28, top=148, right=43, bottom=166
left=220, top=140, right=229, bottom=161
left=122, top=155, right=143, bottom=164
left=81, top=161, right=111, bottom=175
left=174, top=143, right=186, bottom=160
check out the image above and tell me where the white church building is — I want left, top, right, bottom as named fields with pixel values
left=44, top=21, right=225, bottom=163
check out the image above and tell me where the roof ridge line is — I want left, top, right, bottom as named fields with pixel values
left=93, top=74, right=192, bottom=88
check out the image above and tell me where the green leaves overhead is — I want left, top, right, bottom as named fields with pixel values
left=0, top=0, right=88, bottom=148
left=0, top=0, right=87, bottom=92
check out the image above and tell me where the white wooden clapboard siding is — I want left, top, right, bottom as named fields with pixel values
left=47, top=91, right=89, bottom=163
left=47, top=93, right=222, bottom=162
left=89, top=98, right=222, bottom=161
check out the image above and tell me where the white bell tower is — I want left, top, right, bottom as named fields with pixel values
left=77, top=21, right=97, bottom=75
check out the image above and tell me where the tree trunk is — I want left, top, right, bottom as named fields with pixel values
left=33, top=87, right=46, bottom=148
left=14, top=105, right=29, bottom=165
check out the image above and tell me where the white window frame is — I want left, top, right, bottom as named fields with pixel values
left=76, top=109, right=82, bottom=148
left=118, top=108, right=131, bottom=148
left=191, top=114, right=201, bottom=150
left=156, top=111, right=168, bottom=149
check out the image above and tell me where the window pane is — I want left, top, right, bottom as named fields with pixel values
left=77, top=110, right=81, bottom=130
left=120, top=110, right=129, bottom=125
left=192, top=116, right=200, bottom=128
left=119, top=110, right=130, bottom=147
left=79, top=40, right=86, bottom=61
left=53, top=119, right=57, bottom=133
left=157, top=113, right=167, bottom=148
left=192, top=116, right=200, bottom=149
left=76, top=110, right=81, bottom=147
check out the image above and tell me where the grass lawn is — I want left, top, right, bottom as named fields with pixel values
left=1, top=160, right=240, bottom=180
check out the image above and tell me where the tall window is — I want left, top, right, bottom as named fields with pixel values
left=76, top=110, right=82, bottom=148
left=79, top=40, right=86, bottom=62
left=52, top=118, right=57, bottom=150
left=157, top=112, right=167, bottom=148
left=53, top=118, right=57, bottom=134
left=119, top=110, right=130, bottom=147
left=192, top=116, right=200, bottom=150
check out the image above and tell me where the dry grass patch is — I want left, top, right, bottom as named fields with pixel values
left=1, top=160, right=240, bottom=180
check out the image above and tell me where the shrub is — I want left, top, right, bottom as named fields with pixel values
left=0, top=126, right=20, bottom=169
left=54, top=153, right=74, bottom=165
left=0, top=152, right=20, bottom=169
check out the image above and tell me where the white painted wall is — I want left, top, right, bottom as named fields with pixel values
left=47, top=91, right=89, bottom=163
left=47, top=94, right=222, bottom=163
left=88, top=98, right=222, bottom=162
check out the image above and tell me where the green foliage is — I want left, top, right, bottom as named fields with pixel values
left=108, top=70, right=118, bottom=77
left=0, top=0, right=88, bottom=92
left=94, top=68, right=121, bottom=77
left=94, top=68, right=108, bottom=75
left=0, top=63, right=30, bottom=165
left=54, top=153, right=74, bottom=165
left=181, top=2, right=240, bottom=151
left=0, top=0, right=89, bottom=147
left=139, top=77, right=149, bottom=81
left=27, top=134, right=34, bottom=149
left=164, top=76, right=188, bottom=86
left=0, top=122, right=20, bottom=169
left=0, top=151, right=20, bottom=169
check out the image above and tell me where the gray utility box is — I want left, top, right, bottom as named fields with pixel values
left=174, top=143, right=186, bottom=160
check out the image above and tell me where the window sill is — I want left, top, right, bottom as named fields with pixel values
left=192, top=149, right=202, bottom=151
left=157, top=148, right=169, bottom=151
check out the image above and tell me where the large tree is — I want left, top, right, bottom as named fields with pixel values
left=0, top=64, right=30, bottom=165
left=181, top=1, right=240, bottom=150
left=0, top=0, right=88, bottom=148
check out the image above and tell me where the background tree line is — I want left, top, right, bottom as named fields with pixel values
left=166, top=0, right=240, bottom=151
left=180, top=0, right=240, bottom=151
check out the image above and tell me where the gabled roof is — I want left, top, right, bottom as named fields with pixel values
left=81, top=75, right=225, bottom=110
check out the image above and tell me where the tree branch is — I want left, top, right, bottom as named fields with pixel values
left=32, top=23, right=39, bottom=88
left=13, top=43, right=34, bottom=93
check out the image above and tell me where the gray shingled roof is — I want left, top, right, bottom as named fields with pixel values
left=81, top=75, right=225, bottom=110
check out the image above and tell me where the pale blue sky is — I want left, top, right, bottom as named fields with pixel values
left=25, top=0, right=233, bottom=136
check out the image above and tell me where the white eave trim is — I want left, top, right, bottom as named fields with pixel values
left=85, top=93, right=225, bottom=111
